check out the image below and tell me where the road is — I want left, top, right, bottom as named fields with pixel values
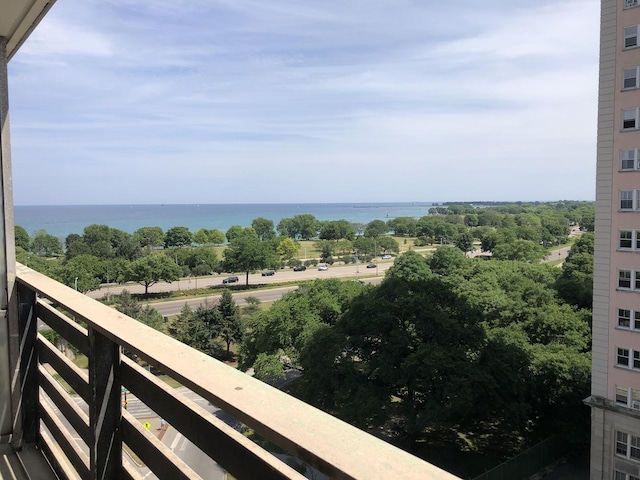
left=86, top=261, right=392, bottom=317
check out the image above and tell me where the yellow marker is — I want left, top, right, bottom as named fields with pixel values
left=123, top=400, right=128, bottom=408
left=143, top=422, right=151, bottom=430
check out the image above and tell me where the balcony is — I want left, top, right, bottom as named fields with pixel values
left=4, top=263, right=460, bottom=479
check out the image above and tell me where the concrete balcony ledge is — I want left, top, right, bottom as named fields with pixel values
left=13, top=263, right=460, bottom=479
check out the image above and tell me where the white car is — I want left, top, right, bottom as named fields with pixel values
left=381, top=254, right=392, bottom=259
left=318, top=265, right=329, bottom=271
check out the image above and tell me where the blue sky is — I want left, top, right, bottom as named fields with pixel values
left=7, top=0, right=599, bottom=205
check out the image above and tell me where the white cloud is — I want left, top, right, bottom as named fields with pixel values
left=7, top=0, right=600, bottom=204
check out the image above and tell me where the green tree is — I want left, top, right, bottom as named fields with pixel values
left=578, top=209, right=594, bottom=231
left=251, top=217, right=276, bottom=241
left=167, top=304, right=212, bottom=353
left=167, top=304, right=194, bottom=344
left=193, top=300, right=223, bottom=356
left=138, top=305, right=165, bottom=331
left=216, top=290, right=242, bottom=359
left=364, top=219, right=388, bottom=238
left=353, top=236, right=375, bottom=257
left=292, top=214, right=320, bottom=240
left=492, top=239, right=548, bottom=263
left=82, top=224, right=113, bottom=258
left=125, top=254, right=182, bottom=294
left=276, top=217, right=296, bottom=238
left=276, top=237, right=299, bottom=261
left=193, top=228, right=210, bottom=245
left=59, top=254, right=102, bottom=292
left=454, top=231, right=474, bottom=253
left=319, top=220, right=355, bottom=241
left=208, top=229, right=226, bottom=245
left=303, top=261, right=485, bottom=446
left=115, top=290, right=142, bottom=318
left=239, top=279, right=362, bottom=372
left=165, top=226, right=192, bottom=248
left=376, top=236, right=400, bottom=256
left=225, top=225, right=244, bottom=243
left=133, top=226, right=165, bottom=250
left=555, top=233, right=594, bottom=309
left=223, top=228, right=278, bottom=284
left=387, top=217, right=417, bottom=236
left=30, top=230, right=62, bottom=257
left=65, top=233, right=90, bottom=259
left=15, top=225, right=29, bottom=250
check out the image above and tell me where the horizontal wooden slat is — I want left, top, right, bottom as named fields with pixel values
left=37, top=334, right=90, bottom=402
left=39, top=428, right=83, bottom=480
left=121, top=410, right=198, bottom=480
left=121, top=357, right=304, bottom=480
left=36, top=300, right=90, bottom=356
left=38, top=363, right=90, bottom=445
left=40, top=396, right=90, bottom=480
left=122, top=458, right=143, bottom=480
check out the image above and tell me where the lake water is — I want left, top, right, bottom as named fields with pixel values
left=14, top=202, right=435, bottom=239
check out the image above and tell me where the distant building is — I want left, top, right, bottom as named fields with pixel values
left=588, top=1, right=640, bottom=478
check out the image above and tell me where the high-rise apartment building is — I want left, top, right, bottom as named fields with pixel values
left=589, top=1, right=640, bottom=478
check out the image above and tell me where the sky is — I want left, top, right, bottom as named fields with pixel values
left=7, top=0, right=600, bottom=205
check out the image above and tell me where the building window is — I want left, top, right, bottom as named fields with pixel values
left=633, top=436, right=640, bottom=460
left=621, top=190, right=635, bottom=210
left=619, top=431, right=630, bottom=456
left=618, top=385, right=630, bottom=404
left=621, top=149, right=640, bottom=170
left=625, top=67, right=640, bottom=90
left=626, top=0, right=640, bottom=9
left=620, top=270, right=633, bottom=289
left=623, top=109, right=640, bottom=130
left=618, top=308, right=640, bottom=330
left=618, top=347, right=631, bottom=367
left=619, top=309, right=632, bottom=328
left=616, top=472, right=640, bottom=480
left=619, top=230, right=640, bottom=250
left=620, top=231, right=634, bottom=249
left=625, top=26, right=640, bottom=49
left=634, top=350, right=640, bottom=369
left=616, top=386, right=640, bottom=410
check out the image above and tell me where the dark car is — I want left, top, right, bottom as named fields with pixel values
left=222, top=276, right=239, bottom=284
left=261, top=270, right=275, bottom=276
left=293, top=265, right=307, bottom=271
left=366, top=263, right=377, bottom=268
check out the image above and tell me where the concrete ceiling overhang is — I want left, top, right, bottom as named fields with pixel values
left=0, top=0, right=56, bottom=61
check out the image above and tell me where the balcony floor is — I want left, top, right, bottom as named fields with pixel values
left=0, top=443, right=58, bottom=479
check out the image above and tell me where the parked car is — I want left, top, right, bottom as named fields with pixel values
left=222, top=276, right=239, bottom=284
left=261, top=270, right=275, bottom=276
left=318, top=265, right=329, bottom=271
left=293, top=265, right=307, bottom=271
left=366, top=264, right=377, bottom=268
left=381, top=254, right=392, bottom=259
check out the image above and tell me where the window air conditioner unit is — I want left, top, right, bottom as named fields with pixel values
left=632, top=400, right=640, bottom=410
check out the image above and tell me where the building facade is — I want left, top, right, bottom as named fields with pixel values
left=590, top=1, right=640, bottom=479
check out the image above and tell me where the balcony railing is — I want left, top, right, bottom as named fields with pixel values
left=13, top=263, right=459, bottom=480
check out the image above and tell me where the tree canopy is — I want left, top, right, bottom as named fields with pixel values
left=125, top=254, right=182, bottom=294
